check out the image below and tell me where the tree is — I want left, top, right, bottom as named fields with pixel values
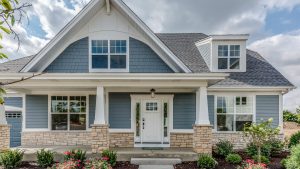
left=0, top=0, right=31, bottom=103
left=297, top=106, right=300, bottom=114
left=243, top=118, right=280, bottom=163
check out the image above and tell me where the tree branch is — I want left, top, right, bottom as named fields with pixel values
left=0, top=73, right=43, bottom=86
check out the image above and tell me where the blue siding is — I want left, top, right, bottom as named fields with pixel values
left=4, top=97, right=22, bottom=108
left=45, top=37, right=89, bottom=73
left=256, top=95, right=279, bottom=127
left=109, top=93, right=131, bottom=129
left=129, top=37, right=174, bottom=73
left=6, top=111, right=22, bottom=147
left=173, top=93, right=196, bottom=129
left=26, top=95, right=48, bottom=128
left=89, top=95, right=96, bottom=128
left=208, top=95, right=214, bottom=128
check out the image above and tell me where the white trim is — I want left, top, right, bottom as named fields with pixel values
left=170, top=130, right=194, bottom=133
left=210, top=34, right=249, bottom=40
left=22, top=129, right=50, bottom=132
left=22, top=94, right=26, bottom=131
left=134, top=143, right=170, bottom=148
left=4, top=106, right=22, bottom=112
left=109, top=129, right=133, bottom=133
left=279, top=94, right=283, bottom=132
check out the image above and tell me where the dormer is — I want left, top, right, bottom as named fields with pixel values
left=196, top=34, right=249, bottom=72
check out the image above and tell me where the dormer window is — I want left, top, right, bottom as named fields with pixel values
left=90, top=39, right=128, bottom=72
left=218, top=45, right=240, bottom=70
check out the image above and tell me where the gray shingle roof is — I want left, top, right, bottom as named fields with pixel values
left=156, top=33, right=210, bottom=73
left=210, top=50, right=294, bottom=87
left=0, top=55, right=34, bottom=73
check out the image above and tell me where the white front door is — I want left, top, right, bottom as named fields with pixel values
left=141, top=100, right=162, bottom=143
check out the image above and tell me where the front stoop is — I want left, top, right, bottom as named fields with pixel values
left=91, top=124, right=109, bottom=153
left=0, top=125, right=10, bottom=151
left=193, top=124, right=213, bottom=154
left=131, top=158, right=181, bottom=165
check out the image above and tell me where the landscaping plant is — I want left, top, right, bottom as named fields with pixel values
left=37, top=149, right=55, bottom=168
left=268, top=138, right=284, bottom=156
left=243, top=118, right=280, bottom=163
left=214, top=140, right=233, bottom=157
left=225, top=153, right=242, bottom=164
left=52, top=160, right=79, bottom=169
left=197, top=154, right=218, bottom=169
left=246, top=143, right=271, bottom=158
left=85, top=158, right=112, bottom=169
left=284, top=143, right=300, bottom=169
left=101, top=149, right=117, bottom=167
left=283, top=110, right=299, bottom=123
left=0, top=149, right=24, bottom=169
left=238, top=159, right=267, bottom=169
left=63, top=149, right=86, bottom=168
left=252, top=155, right=270, bottom=165
left=289, top=131, right=300, bottom=148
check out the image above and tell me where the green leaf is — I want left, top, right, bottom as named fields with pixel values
left=0, top=44, right=3, bottom=49
left=0, top=52, right=8, bottom=59
left=0, top=26, right=11, bottom=34
left=11, top=15, right=15, bottom=26
left=0, top=33, right=2, bottom=39
left=1, top=0, right=12, bottom=10
left=14, top=0, right=19, bottom=4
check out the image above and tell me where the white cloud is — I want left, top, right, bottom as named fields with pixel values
left=249, top=30, right=300, bottom=112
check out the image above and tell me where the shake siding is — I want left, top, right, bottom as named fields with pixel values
left=256, top=95, right=279, bottom=127
left=109, top=93, right=131, bottom=129
left=173, top=93, right=196, bottom=129
left=25, top=95, right=48, bottom=129
left=44, top=37, right=89, bottom=73
left=129, top=37, right=174, bottom=73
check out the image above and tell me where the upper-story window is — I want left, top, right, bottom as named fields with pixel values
left=218, top=45, right=240, bottom=70
left=91, top=40, right=127, bottom=71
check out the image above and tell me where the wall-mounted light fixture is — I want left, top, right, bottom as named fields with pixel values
left=150, top=88, right=156, bottom=98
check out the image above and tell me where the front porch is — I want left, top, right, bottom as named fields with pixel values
left=15, top=146, right=198, bottom=162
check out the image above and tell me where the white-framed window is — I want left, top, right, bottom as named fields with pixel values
left=51, top=96, right=87, bottom=131
left=216, top=96, right=253, bottom=131
left=218, top=45, right=240, bottom=70
left=91, top=39, right=128, bottom=71
left=145, top=102, right=158, bottom=111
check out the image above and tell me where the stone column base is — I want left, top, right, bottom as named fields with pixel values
left=91, top=124, right=109, bottom=153
left=0, top=125, right=10, bottom=151
left=193, top=124, right=212, bottom=154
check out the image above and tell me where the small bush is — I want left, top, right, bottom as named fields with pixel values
left=268, top=138, right=284, bottom=156
left=0, top=149, right=24, bottom=169
left=238, top=160, right=267, bottom=169
left=197, top=154, right=218, bottom=169
left=246, top=143, right=271, bottom=157
left=63, top=149, right=86, bottom=168
left=280, top=159, right=287, bottom=169
left=101, top=149, right=117, bottom=167
left=283, top=111, right=299, bottom=123
left=85, top=158, right=112, bottom=169
left=285, top=144, right=300, bottom=169
left=252, top=155, right=270, bottom=165
left=53, top=160, right=78, bottom=169
left=214, top=140, right=233, bottom=157
left=37, top=149, right=55, bottom=168
left=225, top=153, right=242, bottom=164
left=289, top=131, right=300, bottom=148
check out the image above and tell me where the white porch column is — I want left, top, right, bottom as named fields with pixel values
left=195, top=86, right=210, bottom=125
left=0, top=104, right=7, bottom=125
left=94, top=86, right=106, bottom=124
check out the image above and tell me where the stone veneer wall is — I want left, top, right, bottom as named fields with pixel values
left=193, top=125, right=212, bottom=154
left=109, top=132, right=134, bottom=148
left=22, top=131, right=93, bottom=146
left=0, top=125, right=10, bottom=150
left=212, top=132, right=248, bottom=150
left=170, top=133, right=193, bottom=148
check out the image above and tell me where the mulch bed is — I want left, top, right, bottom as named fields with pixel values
left=174, top=151, right=290, bottom=169
left=5, top=161, right=138, bottom=169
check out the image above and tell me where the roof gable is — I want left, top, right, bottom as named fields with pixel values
left=21, top=0, right=191, bottom=73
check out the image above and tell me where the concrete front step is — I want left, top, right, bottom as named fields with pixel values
left=131, top=158, right=181, bottom=165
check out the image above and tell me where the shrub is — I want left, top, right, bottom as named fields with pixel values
left=85, top=158, right=112, bottom=169
left=197, top=154, right=218, bottom=169
left=238, top=160, right=267, bottom=169
left=52, top=160, right=78, bottom=169
left=37, top=149, right=55, bottom=168
left=285, top=144, right=300, bottom=169
left=0, top=149, right=24, bottom=169
left=252, top=155, right=270, bottom=165
left=268, top=138, right=284, bottom=156
left=214, top=140, right=233, bottom=157
left=63, top=149, right=86, bottom=168
left=283, top=110, right=298, bottom=123
left=289, top=131, right=300, bottom=148
left=280, top=159, right=287, bottom=169
left=246, top=143, right=271, bottom=158
left=225, top=153, right=242, bottom=164
left=101, top=149, right=117, bottom=167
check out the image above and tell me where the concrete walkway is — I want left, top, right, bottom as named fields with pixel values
left=139, top=165, right=174, bottom=169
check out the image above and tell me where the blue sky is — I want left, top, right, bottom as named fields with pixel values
left=3, top=0, right=300, bottom=112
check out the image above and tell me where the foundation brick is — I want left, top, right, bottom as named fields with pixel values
left=0, top=125, right=10, bottom=150
left=193, top=125, right=212, bottom=154
left=109, top=132, right=134, bottom=148
left=170, top=133, right=193, bottom=148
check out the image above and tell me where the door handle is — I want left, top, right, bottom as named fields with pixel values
left=142, top=118, right=145, bottom=129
